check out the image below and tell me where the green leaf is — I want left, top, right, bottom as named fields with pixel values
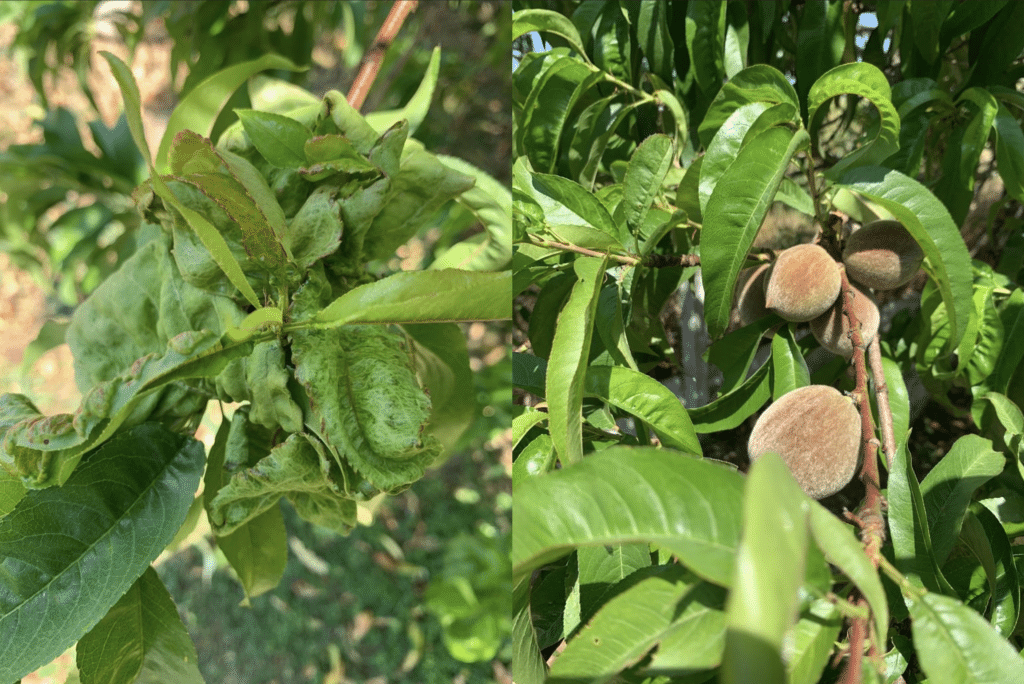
left=723, top=454, right=809, bottom=684
left=546, top=257, right=606, bottom=465
left=795, top=0, right=844, bottom=109
left=585, top=365, right=701, bottom=454
left=771, top=325, right=811, bottom=399
left=697, top=64, right=800, bottom=149
left=522, top=169, right=626, bottom=247
left=808, top=62, right=900, bottom=178
left=513, top=9, right=591, bottom=64
left=285, top=185, right=345, bottom=269
left=957, top=88, right=999, bottom=190
left=365, top=46, right=441, bottom=135
left=909, top=591, right=1024, bottom=683
left=75, top=566, right=204, bottom=684
left=513, top=446, right=745, bottom=587
left=0, top=424, right=204, bottom=683
left=964, top=504, right=1019, bottom=637
left=835, top=166, right=973, bottom=352
left=172, top=168, right=288, bottom=274
left=784, top=599, right=842, bottom=684
left=432, top=155, right=512, bottom=272
left=156, top=53, right=303, bottom=173
left=920, top=434, right=1003, bottom=565
left=403, top=322, right=476, bottom=456
left=808, top=503, right=889, bottom=641
left=236, top=109, right=312, bottom=169
left=363, top=144, right=476, bottom=260
left=686, top=0, right=726, bottom=94
left=699, top=101, right=773, bottom=214
left=203, top=415, right=286, bottom=601
left=881, top=356, right=912, bottom=454
left=702, top=126, right=810, bottom=340
left=993, top=104, right=1024, bottom=203
left=520, top=56, right=601, bottom=173
left=513, top=575, right=547, bottom=684
left=311, top=269, right=510, bottom=328
left=100, top=51, right=261, bottom=308
left=549, top=566, right=724, bottom=681
left=622, top=134, right=673, bottom=247
left=634, top=1, right=675, bottom=83
left=688, top=352, right=772, bottom=433
left=888, top=435, right=953, bottom=594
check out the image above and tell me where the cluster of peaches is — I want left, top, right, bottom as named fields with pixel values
left=737, top=220, right=924, bottom=499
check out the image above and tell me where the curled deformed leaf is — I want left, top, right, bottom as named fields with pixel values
left=246, top=340, right=304, bottom=433
left=286, top=184, right=345, bottom=269
left=208, top=426, right=354, bottom=537
left=291, top=324, right=439, bottom=492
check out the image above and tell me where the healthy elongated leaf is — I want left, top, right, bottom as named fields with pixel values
left=365, top=46, right=441, bottom=135
left=520, top=56, right=599, bottom=173
left=688, top=353, right=772, bottom=433
left=957, top=88, right=998, bottom=189
left=521, top=170, right=626, bottom=246
left=795, top=0, right=844, bottom=109
left=993, top=103, right=1024, bottom=204
left=697, top=64, right=800, bottom=148
left=311, top=269, right=510, bottom=327
left=75, top=566, right=204, bottom=684
left=964, top=504, right=1019, bottom=637
left=881, top=356, right=911, bottom=455
left=808, top=503, right=889, bottom=641
left=584, top=365, right=701, bottom=455
left=808, top=62, right=900, bottom=178
left=888, top=436, right=953, bottom=594
left=784, top=599, right=842, bottom=684
left=547, top=257, right=606, bottom=465
left=835, top=166, right=973, bottom=352
left=513, top=575, right=547, bottom=684
left=722, top=454, right=808, bottom=684
left=513, top=8, right=591, bottom=64
left=686, top=0, right=725, bottom=94
left=702, top=126, right=809, bottom=340
left=0, top=423, right=205, bottom=683
left=920, top=434, right=1003, bottom=565
left=909, top=591, right=1024, bottom=683
left=156, top=53, right=302, bottom=173
left=640, top=581, right=727, bottom=675
left=771, top=325, right=810, bottom=399
left=548, top=566, right=722, bottom=682
left=699, top=101, right=772, bottom=214
left=622, top=134, right=673, bottom=247
left=513, top=447, right=745, bottom=587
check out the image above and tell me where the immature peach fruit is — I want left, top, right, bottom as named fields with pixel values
left=763, top=243, right=841, bottom=322
left=747, top=385, right=861, bottom=499
left=734, top=263, right=770, bottom=326
left=842, top=220, right=924, bottom=290
left=810, top=285, right=880, bottom=357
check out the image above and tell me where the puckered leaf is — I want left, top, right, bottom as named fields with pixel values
left=291, top=324, right=440, bottom=492
left=208, top=411, right=356, bottom=537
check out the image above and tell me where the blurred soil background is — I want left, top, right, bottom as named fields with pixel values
left=0, top=1, right=512, bottom=682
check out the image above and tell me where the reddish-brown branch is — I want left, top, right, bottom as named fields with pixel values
left=839, top=598, right=868, bottom=684
left=347, top=0, right=419, bottom=111
left=837, top=266, right=889, bottom=684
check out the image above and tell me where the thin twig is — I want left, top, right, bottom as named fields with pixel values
left=347, top=0, right=419, bottom=111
